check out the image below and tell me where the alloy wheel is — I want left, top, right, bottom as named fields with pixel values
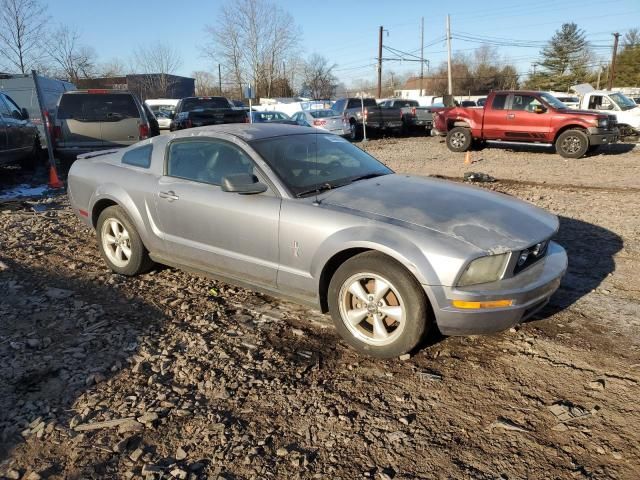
left=101, top=218, right=132, bottom=268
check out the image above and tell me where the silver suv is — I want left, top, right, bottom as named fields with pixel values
left=53, top=90, right=156, bottom=161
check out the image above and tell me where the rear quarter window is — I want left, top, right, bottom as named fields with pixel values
left=490, top=94, right=508, bottom=110
left=122, top=144, right=153, bottom=168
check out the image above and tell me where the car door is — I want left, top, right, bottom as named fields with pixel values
left=0, top=104, right=9, bottom=165
left=503, top=94, right=552, bottom=141
left=481, top=93, right=509, bottom=139
left=98, top=94, right=143, bottom=147
left=154, top=137, right=281, bottom=288
left=1, top=93, right=29, bottom=153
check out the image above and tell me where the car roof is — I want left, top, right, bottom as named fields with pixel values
left=63, top=90, right=135, bottom=95
left=173, top=123, right=319, bottom=141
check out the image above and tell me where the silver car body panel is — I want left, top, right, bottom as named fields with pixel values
left=68, top=124, right=567, bottom=335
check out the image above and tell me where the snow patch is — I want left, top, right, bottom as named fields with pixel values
left=0, top=184, right=49, bottom=200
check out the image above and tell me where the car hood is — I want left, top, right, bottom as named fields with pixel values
left=319, top=174, right=559, bottom=252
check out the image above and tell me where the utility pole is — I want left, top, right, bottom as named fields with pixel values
left=446, top=14, right=452, bottom=96
left=218, top=64, right=222, bottom=95
left=377, top=25, right=383, bottom=98
left=596, top=65, right=603, bottom=89
left=607, top=32, right=620, bottom=90
left=420, top=17, right=424, bottom=96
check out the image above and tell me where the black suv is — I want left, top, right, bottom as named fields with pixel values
left=0, top=92, right=40, bottom=169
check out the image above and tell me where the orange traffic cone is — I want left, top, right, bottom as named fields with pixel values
left=48, top=164, right=64, bottom=189
left=464, top=151, right=472, bottom=165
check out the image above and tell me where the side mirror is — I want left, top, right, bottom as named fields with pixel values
left=21, top=108, right=29, bottom=119
left=221, top=173, right=267, bottom=194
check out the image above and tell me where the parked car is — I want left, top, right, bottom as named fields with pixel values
left=53, top=90, right=156, bottom=161
left=141, top=103, right=161, bottom=137
left=0, top=91, right=40, bottom=169
left=377, top=99, right=433, bottom=133
left=0, top=72, right=75, bottom=150
left=434, top=90, right=619, bottom=158
left=548, top=93, right=580, bottom=109
left=460, top=100, right=477, bottom=108
left=170, top=96, right=247, bottom=131
left=291, top=109, right=349, bottom=136
left=476, top=98, right=487, bottom=107
left=571, top=86, right=640, bottom=137
left=145, top=99, right=178, bottom=130
left=68, top=123, right=567, bottom=358
left=249, top=111, right=296, bottom=124
left=331, top=97, right=403, bottom=140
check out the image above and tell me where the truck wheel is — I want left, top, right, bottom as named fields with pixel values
left=328, top=251, right=430, bottom=358
left=556, top=129, right=589, bottom=158
left=446, top=127, right=472, bottom=152
left=349, top=122, right=362, bottom=141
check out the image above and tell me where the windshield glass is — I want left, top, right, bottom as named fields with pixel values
left=181, top=97, right=231, bottom=111
left=539, top=92, right=567, bottom=109
left=252, top=111, right=290, bottom=121
left=609, top=93, right=637, bottom=110
left=250, top=134, right=392, bottom=197
left=310, top=109, right=337, bottom=118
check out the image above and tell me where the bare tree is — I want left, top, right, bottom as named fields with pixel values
left=193, top=70, right=219, bottom=96
left=203, top=0, right=300, bottom=99
left=301, top=54, right=337, bottom=99
left=132, top=44, right=183, bottom=98
left=99, top=58, right=126, bottom=78
left=46, top=25, right=96, bottom=82
left=0, top=0, right=48, bottom=73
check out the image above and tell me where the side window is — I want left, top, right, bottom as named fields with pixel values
left=122, top=144, right=153, bottom=168
left=491, top=94, right=508, bottom=110
left=511, top=95, right=538, bottom=112
left=588, top=95, right=603, bottom=109
left=0, top=95, right=11, bottom=117
left=167, top=140, right=254, bottom=185
left=3, top=94, right=22, bottom=119
left=347, top=99, right=360, bottom=109
left=332, top=99, right=345, bottom=113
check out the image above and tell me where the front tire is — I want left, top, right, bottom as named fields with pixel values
left=555, top=129, right=589, bottom=158
left=328, top=251, right=430, bottom=358
left=446, top=127, right=472, bottom=152
left=97, top=206, right=154, bottom=276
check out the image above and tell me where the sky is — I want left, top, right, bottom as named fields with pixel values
left=47, top=0, right=639, bottom=86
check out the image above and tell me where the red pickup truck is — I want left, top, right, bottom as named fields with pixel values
left=433, top=91, right=619, bottom=158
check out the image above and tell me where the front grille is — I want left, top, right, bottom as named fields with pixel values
left=513, top=240, right=549, bottom=275
left=608, top=115, right=617, bottom=128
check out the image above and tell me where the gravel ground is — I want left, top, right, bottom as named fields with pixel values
left=0, top=137, right=639, bottom=479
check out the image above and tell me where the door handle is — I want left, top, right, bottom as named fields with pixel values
left=159, top=190, right=179, bottom=201
left=506, top=113, right=515, bottom=119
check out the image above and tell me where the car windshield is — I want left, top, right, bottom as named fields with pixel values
left=310, top=109, right=337, bottom=118
left=539, top=92, right=567, bottom=109
left=253, top=111, right=290, bottom=121
left=609, top=92, right=637, bottom=111
left=181, top=97, right=231, bottom=111
left=250, top=133, right=392, bottom=197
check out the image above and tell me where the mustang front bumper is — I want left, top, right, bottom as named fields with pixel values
left=428, top=241, right=568, bottom=335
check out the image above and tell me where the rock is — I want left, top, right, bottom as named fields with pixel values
left=25, top=473, right=42, bottom=480
left=399, top=354, right=411, bottom=361
left=276, top=447, right=289, bottom=457
left=45, top=287, right=74, bottom=299
left=489, top=417, right=529, bottom=433
left=137, top=412, right=159, bottom=425
left=399, top=416, right=412, bottom=426
left=129, top=447, right=144, bottom=462
left=141, top=464, right=164, bottom=475
left=587, top=379, right=605, bottom=391
left=5, top=469, right=21, bottom=479
left=291, top=328, right=304, bottom=337
left=214, top=387, right=230, bottom=400
left=75, top=417, right=139, bottom=432
left=170, top=467, right=188, bottom=479
left=118, top=419, right=145, bottom=434
left=26, top=338, right=40, bottom=348
left=464, top=171, right=496, bottom=183
left=175, top=446, right=188, bottom=461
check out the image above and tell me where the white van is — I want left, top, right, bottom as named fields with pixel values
left=145, top=98, right=179, bottom=129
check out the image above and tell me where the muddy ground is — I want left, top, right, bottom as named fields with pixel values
left=0, top=137, right=639, bottom=479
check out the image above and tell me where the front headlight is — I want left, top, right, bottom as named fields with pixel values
left=457, top=253, right=510, bottom=286
left=598, top=118, right=609, bottom=128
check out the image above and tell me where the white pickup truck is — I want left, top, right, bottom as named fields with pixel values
left=572, top=84, right=640, bottom=137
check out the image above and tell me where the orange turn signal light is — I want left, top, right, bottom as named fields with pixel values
left=452, top=299, right=514, bottom=309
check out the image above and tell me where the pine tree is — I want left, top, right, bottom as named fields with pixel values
left=532, top=23, right=592, bottom=91
left=613, top=28, right=640, bottom=87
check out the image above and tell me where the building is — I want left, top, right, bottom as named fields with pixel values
left=77, top=74, right=195, bottom=100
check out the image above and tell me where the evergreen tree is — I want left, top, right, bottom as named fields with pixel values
left=529, top=23, right=592, bottom=91
left=613, top=28, right=640, bottom=87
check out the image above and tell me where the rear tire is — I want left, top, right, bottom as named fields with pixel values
left=446, top=127, right=472, bottom=152
left=97, top=206, right=154, bottom=276
left=555, top=129, right=589, bottom=158
left=349, top=122, right=362, bottom=141
left=328, top=251, right=430, bottom=358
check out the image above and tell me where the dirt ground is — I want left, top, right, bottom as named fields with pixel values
left=0, top=136, right=639, bottom=480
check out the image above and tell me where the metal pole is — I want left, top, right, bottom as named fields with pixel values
left=31, top=70, right=56, bottom=170
left=420, top=17, right=424, bottom=97
left=607, top=32, right=620, bottom=91
left=377, top=26, right=383, bottom=98
left=446, top=14, right=453, bottom=95
left=361, top=95, right=368, bottom=142
left=596, top=66, right=602, bottom=90
left=218, top=64, right=222, bottom=95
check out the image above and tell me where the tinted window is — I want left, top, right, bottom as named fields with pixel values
left=250, top=134, right=392, bottom=197
left=122, top=144, right=153, bottom=168
left=393, top=100, right=418, bottom=107
left=511, top=95, right=541, bottom=112
left=58, top=94, right=140, bottom=121
left=331, top=99, right=346, bottom=113
left=0, top=95, right=11, bottom=117
left=3, top=94, right=22, bottom=118
left=181, top=97, right=231, bottom=111
left=310, top=109, right=337, bottom=118
left=167, top=140, right=254, bottom=185
left=491, top=94, right=507, bottom=110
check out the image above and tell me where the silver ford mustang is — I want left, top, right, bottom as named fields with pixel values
left=68, top=124, right=567, bottom=358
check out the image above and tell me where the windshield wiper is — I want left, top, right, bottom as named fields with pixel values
left=349, top=172, right=388, bottom=183
left=295, top=183, right=335, bottom=198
